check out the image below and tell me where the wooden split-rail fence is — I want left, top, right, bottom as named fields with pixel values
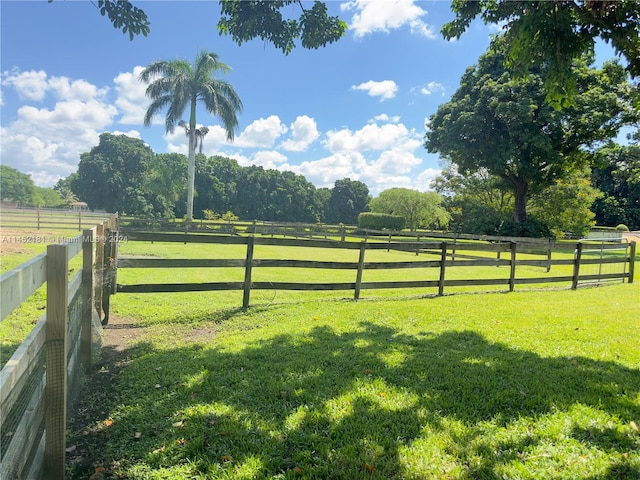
left=116, top=231, right=636, bottom=309
left=1, top=217, right=636, bottom=479
left=0, top=215, right=118, bottom=480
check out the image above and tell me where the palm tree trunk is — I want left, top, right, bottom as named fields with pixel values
left=186, top=128, right=196, bottom=223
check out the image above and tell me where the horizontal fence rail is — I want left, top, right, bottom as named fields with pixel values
left=1, top=207, right=113, bottom=232
left=115, top=231, right=636, bottom=308
left=0, top=214, right=118, bottom=480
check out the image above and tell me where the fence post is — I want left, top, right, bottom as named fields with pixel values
left=94, top=222, right=105, bottom=322
left=438, top=242, right=447, bottom=296
left=101, top=227, right=116, bottom=325
left=44, top=244, right=69, bottom=480
left=78, top=210, right=82, bottom=231
left=243, top=236, right=255, bottom=309
left=572, top=242, right=583, bottom=290
left=37, top=206, right=41, bottom=230
left=354, top=240, right=367, bottom=300
left=628, top=241, right=636, bottom=284
left=81, top=228, right=95, bottom=374
left=509, top=242, right=517, bottom=292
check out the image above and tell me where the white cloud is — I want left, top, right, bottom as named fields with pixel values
left=0, top=70, right=119, bottom=186
left=325, top=123, right=415, bottom=153
left=280, top=115, right=320, bottom=151
left=114, top=66, right=150, bottom=125
left=234, top=115, right=287, bottom=148
left=291, top=152, right=367, bottom=187
left=351, top=80, right=398, bottom=101
left=419, top=81, right=445, bottom=96
left=370, top=113, right=401, bottom=124
left=1, top=69, right=49, bottom=101
left=341, top=0, right=436, bottom=39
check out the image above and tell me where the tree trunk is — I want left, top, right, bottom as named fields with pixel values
left=186, top=99, right=198, bottom=224
left=186, top=128, right=196, bottom=223
left=513, top=181, right=528, bottom=224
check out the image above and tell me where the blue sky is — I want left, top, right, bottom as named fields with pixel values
left=0, top=1, right=621, bottom=195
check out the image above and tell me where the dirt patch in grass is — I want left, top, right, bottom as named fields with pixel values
left=66, top=314, right=148, bottom=479
left=0, top=229, right=59, bottom=255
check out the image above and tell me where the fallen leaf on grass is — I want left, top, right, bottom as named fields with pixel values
left=364, top=369, right=372, bottom=374
left=377, top=392, right=387, bottom=398
left=365, top=462, right=376, bottom=472
left=294, top=467, right=303, bottom=475
left=104, top=419, right=113, bottom=427
left=631, top=421, right=638, bottom=431
left=172, top=421, right=184, bottom=428
left=221, top=454, right=233, bottom=462
left=65, top=445, right=77, bottom=453
left=134, top=432, right=142, bottom=440
left=152, top=446, right=165, bottom=454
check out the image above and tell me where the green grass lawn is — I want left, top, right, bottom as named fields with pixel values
left=2, top=235, right=638, bottom=478
left=66, top=237, right=639, bottom=479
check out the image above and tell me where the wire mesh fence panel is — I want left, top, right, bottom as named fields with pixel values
left=577, top=242, right=630, bottom=286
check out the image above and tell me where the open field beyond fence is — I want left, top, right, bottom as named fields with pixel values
left=1, top=218, right=638, bottom=479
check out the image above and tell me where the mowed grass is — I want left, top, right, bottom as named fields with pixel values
left=0, top=228, right=85, bottom=365
left=63, top=239, right=640, bottom=479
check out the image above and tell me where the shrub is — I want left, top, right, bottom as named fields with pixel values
left=496, top=217, right=554, bottom=239
left=202, top=209, right=220, bottom=221
left=358, top=212, right=405, bottom=230
left=615, top=224, right=629, bottom=231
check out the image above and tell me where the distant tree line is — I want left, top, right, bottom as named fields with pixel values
left=59, top=132, right=372, bottom=225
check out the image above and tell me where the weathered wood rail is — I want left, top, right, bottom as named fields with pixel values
left=116, top=232, right=636, bottom=308
left=0, top=215, right=118, bottom=480
left=1, top=207, right=113, bottom=232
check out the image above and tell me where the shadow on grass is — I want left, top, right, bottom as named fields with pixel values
left=69, top=323, right=640, bottom=479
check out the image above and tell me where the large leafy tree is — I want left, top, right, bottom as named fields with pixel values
left=0, top=165, right=35, bottom=204
left=426, top=45, right=637, bottom=225
left=139, top=50, right=243, bottom=223
left=325, top=178, right=371, bottom=225
left=369, top=188, right=450, bottom=231
left=591, top=139, right=640, bottom=229
left=529, top=168, right=602, bottom=238
left=431, top=164, right=516, bottom=235
left=145, top=153, right=188, bottom=219
left=73, top=133, right=154, bottom=214
left=442, top=0, right=640, bottom=107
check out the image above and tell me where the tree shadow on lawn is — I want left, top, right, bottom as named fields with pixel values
left=70, top=323, right=640, bottom=479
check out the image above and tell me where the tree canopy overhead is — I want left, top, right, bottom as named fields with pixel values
left=217, top=1, right=347, bottom=54
left=442, top=0, right=640, bottom=107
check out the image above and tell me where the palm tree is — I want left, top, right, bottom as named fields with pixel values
left=179, top=120, right=210, bottom=154
left=139, top=51, right=243, bottom=223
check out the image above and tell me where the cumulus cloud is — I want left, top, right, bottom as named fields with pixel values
left=0, top=69, right=118, bottom=186
left=114, top=66, right=150, bottom=125
left=234, top=115, right=288, bottom=148
left=370, top=113, right=401, bottom=124
left=291, top=152, right=368, bottom=187
left=325, top=123, right=416, bottom=153
left=280, top=115, right=320, bottom=151
left=419, top=81, right=445, bottom=96
left=1, top=69, right=50, bottom=101
left=351, top=80, right=398, bottom=101
left=341, top=0, right=436, bottom=39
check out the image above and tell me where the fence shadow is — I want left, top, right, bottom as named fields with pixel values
left=67, top=323, right=640, bottom=479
